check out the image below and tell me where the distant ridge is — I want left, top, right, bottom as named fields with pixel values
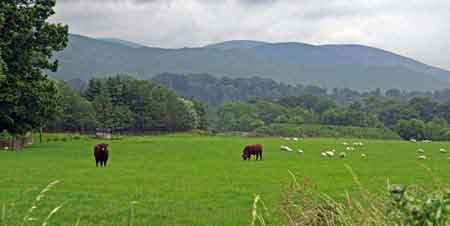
left=204, top=40, right=270, bottom=50
left=97, top=37, right=146, bottom=48
left=51, top=34, right=450, bottom=91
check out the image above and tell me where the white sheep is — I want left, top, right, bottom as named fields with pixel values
left=321, top=152, right=327, bottom=157
left=339, top=152, right=346, bottom=158
left=293, top=138, right=299, bottom=141
left=284, top=137, right=291, bottom=141
left=410, top=139, right=417, bottom=143
left=418, top=155, right=427, bottom=160
left=326, top=151, right=335, bottom=157
left=3, top=146, right=8, bottom=150
left=417, top=149, right=425, bottom=153
left=281, top=146, right=293, bottom=152
left=342, top=142, right=349, bottom=146
left=361, top=154, right=367, bottom=159
left=422, top=140, right=432, bottom=143
left=297, top=149, right=304, bottom=154
left=448, top=157, right=450, bottom=163
left=439, top=148, right=447, bottom=153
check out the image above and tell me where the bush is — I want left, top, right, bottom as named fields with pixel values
left=395, top=119, right=426, bottom=140
left=0, top=130, right=11, bottom=141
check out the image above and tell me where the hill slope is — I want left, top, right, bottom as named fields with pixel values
left=97, top=38, right=146, bottom=48
left=51, top=34, right=450, bottom=90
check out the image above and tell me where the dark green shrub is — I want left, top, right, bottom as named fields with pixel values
left=0, top=130, right=11, bottom=141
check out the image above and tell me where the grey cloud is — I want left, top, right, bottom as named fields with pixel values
left=51, top=0, right=450, bottom=70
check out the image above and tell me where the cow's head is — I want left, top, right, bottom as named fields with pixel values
left=242, top=148, right=249, bottom=160
left=101, top=143, right=108, bottom=151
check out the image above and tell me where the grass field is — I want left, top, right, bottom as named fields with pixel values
left=0, top=134, right=449, bottom=226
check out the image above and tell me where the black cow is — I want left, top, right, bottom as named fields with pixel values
left=242, top=144, right=263, bottom=160
left=94, top=143, right=109, bottom=167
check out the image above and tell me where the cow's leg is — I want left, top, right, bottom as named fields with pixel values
left=96, top=160, right=99, bottom=167
left=259, top=152, right=262, bottom=160
left=104, top=160, right=107, bottom=167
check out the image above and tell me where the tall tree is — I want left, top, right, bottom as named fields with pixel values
left=0, top=0, right=68, bottom=137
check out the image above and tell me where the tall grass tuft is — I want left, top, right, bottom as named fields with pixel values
left=40, top=204, right=64, bottom=226
left=127, top=201, right=138, bottom=226
left=21, top=180, right=61, bottom=226
left=251, top=195, right=269, bottom=226
left=1, top=203, right=6, bottom=226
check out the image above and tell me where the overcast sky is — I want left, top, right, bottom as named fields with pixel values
left=51, top=0, right=450, bottom=70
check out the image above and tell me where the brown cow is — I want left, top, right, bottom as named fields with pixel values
left=94, top=143, right=109, bottom=167
left=242, top=144, right=263, bottom=160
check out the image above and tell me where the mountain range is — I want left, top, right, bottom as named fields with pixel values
left=51, top=34, right=450, bottom=91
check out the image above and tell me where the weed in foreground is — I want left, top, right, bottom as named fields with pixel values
left=252, top=167, right=449, bottom=226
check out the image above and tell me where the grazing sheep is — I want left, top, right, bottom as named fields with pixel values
left=361, top=154, right=367, bottom=159
left=439, top=148, right=447, bottom=153
left=410, top=139, right=417, bottom=143
left=418, top=149, right=425, bottom=153
left=346, top=146, right=355, bottom=151
left=321, top=152, right=328, bottom=157
left=326, top=151, right=335, bottom=157
left=418, top=155, right=427, bottom=160
left=297, top=149, right=304, bottom=154
left=448, top=157, right=450, bottom=163
left=342, top=142, right=349, bottom=146
left=339, top=152, right=346, bottom=158
left=293, top=138, right=299, bottom=141
left=284, top=137, right=291, bottom=141
left=3, top=146, right=8, bottom=150
left=280, top=146, right=293, bottom=152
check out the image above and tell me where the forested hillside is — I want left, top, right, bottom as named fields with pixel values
left=152, top=73, right=450, bottom=106
left=51, top=34, right=450, bottom=91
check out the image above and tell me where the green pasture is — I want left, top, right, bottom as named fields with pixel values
left=0, top=134, right=449, bottom=226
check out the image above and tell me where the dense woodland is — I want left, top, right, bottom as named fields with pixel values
left=56, top=73, right=450, bottom=141
left=153, top=73, right=450, bottom=106
left=214, top=95, right=450, bottom=140
left=48, top=75, right=208, bottom=133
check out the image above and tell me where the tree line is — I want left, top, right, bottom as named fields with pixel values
left=48, top=75, right=208, bottom=134
left=214, top=95, right=450, bottom=141
left=152, top=73, right=450, bottom=106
